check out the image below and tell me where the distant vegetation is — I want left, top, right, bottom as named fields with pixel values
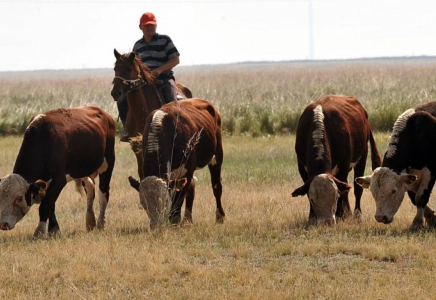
left=1, top=57, right=436, bottom=135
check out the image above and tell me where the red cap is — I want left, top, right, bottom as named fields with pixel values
left=140, top=12, right=156, bottom=26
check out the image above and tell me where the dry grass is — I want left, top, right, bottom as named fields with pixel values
left=1, top=134, right=435, bottom=299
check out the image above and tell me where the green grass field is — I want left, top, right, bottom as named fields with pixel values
left=1, top=59, right=436, bottom=299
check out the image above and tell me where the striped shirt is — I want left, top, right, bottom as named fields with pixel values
left=133, top=33, right=180, bottom=76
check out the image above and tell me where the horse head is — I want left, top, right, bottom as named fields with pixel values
left=111, top=49, right=156, bottom=102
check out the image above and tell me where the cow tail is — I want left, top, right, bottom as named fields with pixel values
left=369, top=129, right=382, bottom=170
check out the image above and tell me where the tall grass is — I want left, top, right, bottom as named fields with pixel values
left=1, top=57, right=436, bottom=135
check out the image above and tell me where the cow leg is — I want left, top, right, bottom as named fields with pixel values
left=82, top=178, right=96, bottom=231
left=296, top=159, right=315, bottom=223
left=97, top=158, right=114, bottom=230
left=135, top=152, right=144, bottom=180
left=35, top=179, right=66, bottom=238
left=209, top=149, right=225, bottom=223
left=410, top=178, right=435, bottom=230
left=407, top=189, right=436, bottom=227
left=353, top=154, right=367, bottom=223
left=335, top=172, right=351, bottom=220
left=183, top=180, right=195, bottom=224
left=48, top=203, right=59, bottom=236
left=169, top=185, right=188, bottom=225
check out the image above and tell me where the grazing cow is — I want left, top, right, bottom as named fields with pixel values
left=0, top=106, right=116, bottom=237
left=128, top=98, right=224, bottom=229
left=356, top=102, right=436, bottom=230
left=292, top=95, right=381, bottom=225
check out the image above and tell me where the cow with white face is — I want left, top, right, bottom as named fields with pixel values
left=357, top=103, right=436, bottom=230
left=0, top=106, right=116, bottom=237
left=292, top=95, right=381, bottom=225
left=128, top=99, right=224, bottom=229
left=0, top=175, right=46, bottom=230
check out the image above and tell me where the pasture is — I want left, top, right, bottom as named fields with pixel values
left=1, top=58, right=436, bottom=299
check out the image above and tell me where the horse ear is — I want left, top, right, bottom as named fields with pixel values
left=114, top=49, right=121, bottom=60
left=128, top=52, right=136, bottom=62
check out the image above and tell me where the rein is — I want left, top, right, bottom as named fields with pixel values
left=113, top=74, right=147, bottom=94
left=114, top=72, right=165, bottom=106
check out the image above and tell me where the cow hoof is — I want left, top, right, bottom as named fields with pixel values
left=48, top=226, right=60, bottom=236
left=216, top=210, right=225, bottom=224
left=86, top=214, right=97, bottom=231
left=308, top=216, right=317, bottom=226
left=96, top=219, right=105, bottom=230
left=354, top=209, right=364, bottom=223
left=169, top=215, right=181, bottom=225
left=182, top=216, right=193, bottom=225
left=409, top=222, right=425, bottom=232
left=33, top=229, right=46, bottom=239
left=426, top=216, right=436, bottom=228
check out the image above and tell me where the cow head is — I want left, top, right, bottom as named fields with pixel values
left=0, top=174, right=49, bottom=230
left=128, top=175, right=187, bottom=229
left=292, top=174, right=351, bottom=225
left=356, top=167, right=417, bottom=224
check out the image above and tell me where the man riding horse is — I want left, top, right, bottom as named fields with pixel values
left=117, top=12, right=181, bottom=141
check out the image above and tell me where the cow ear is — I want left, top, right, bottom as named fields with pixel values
left=114, top=49, right=121, bottom=59
left=333, top=178, right=351, bottom=195
left=356, top=176, right=372, bottom=189
left=169, top=178, right=188, bottom=191
left=400, top=174, right=417, bottom=185
left=34, top=180, right=49, bottom=196
left=128, top=176, right=140, bottom=191
left=292, top=184, right=309, bottom=197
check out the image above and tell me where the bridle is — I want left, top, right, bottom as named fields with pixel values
left=113, top=69, right=165, bottom=105
left=113, top=74, right=147, bottom=94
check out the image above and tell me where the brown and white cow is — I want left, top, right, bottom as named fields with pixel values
left=128, top=98, right=224, bottom=229
left=0, top=106, right=116, bottom=237
left=292, top=95, right=381, bottom=225
left=356, top=102, right=436, bottom=230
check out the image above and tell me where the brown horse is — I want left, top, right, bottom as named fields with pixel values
left=111, top=49, right=192, bottom=178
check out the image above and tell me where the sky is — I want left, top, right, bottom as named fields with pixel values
left=0, top=0, right=435, bottom=71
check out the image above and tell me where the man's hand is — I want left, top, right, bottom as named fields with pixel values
left=151, top=69, right=162, bottom=77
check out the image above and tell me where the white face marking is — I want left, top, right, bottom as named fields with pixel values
left=138, top=176, right=170, bottom=229
left=0, top=174, right=31, bottom=230
left=331, top=165, right=339, bottom=176
left=312, top=105, right=325, bottom=160
left=146, top=110, right=168, bottom=153
left=65, top=174, right=75, bottom=182
left=368, top=167, right=411, bottom=223
left=350, top=161, right=357, bottom=169
left=308, top=174, right=338, bottom=223
left=386, top=109, right=415, bottom=158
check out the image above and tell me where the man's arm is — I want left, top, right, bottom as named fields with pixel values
left=151, top=56, right=180, bottom=77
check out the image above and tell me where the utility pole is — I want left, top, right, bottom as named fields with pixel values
left=308, top=0, right=314, bottom=60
